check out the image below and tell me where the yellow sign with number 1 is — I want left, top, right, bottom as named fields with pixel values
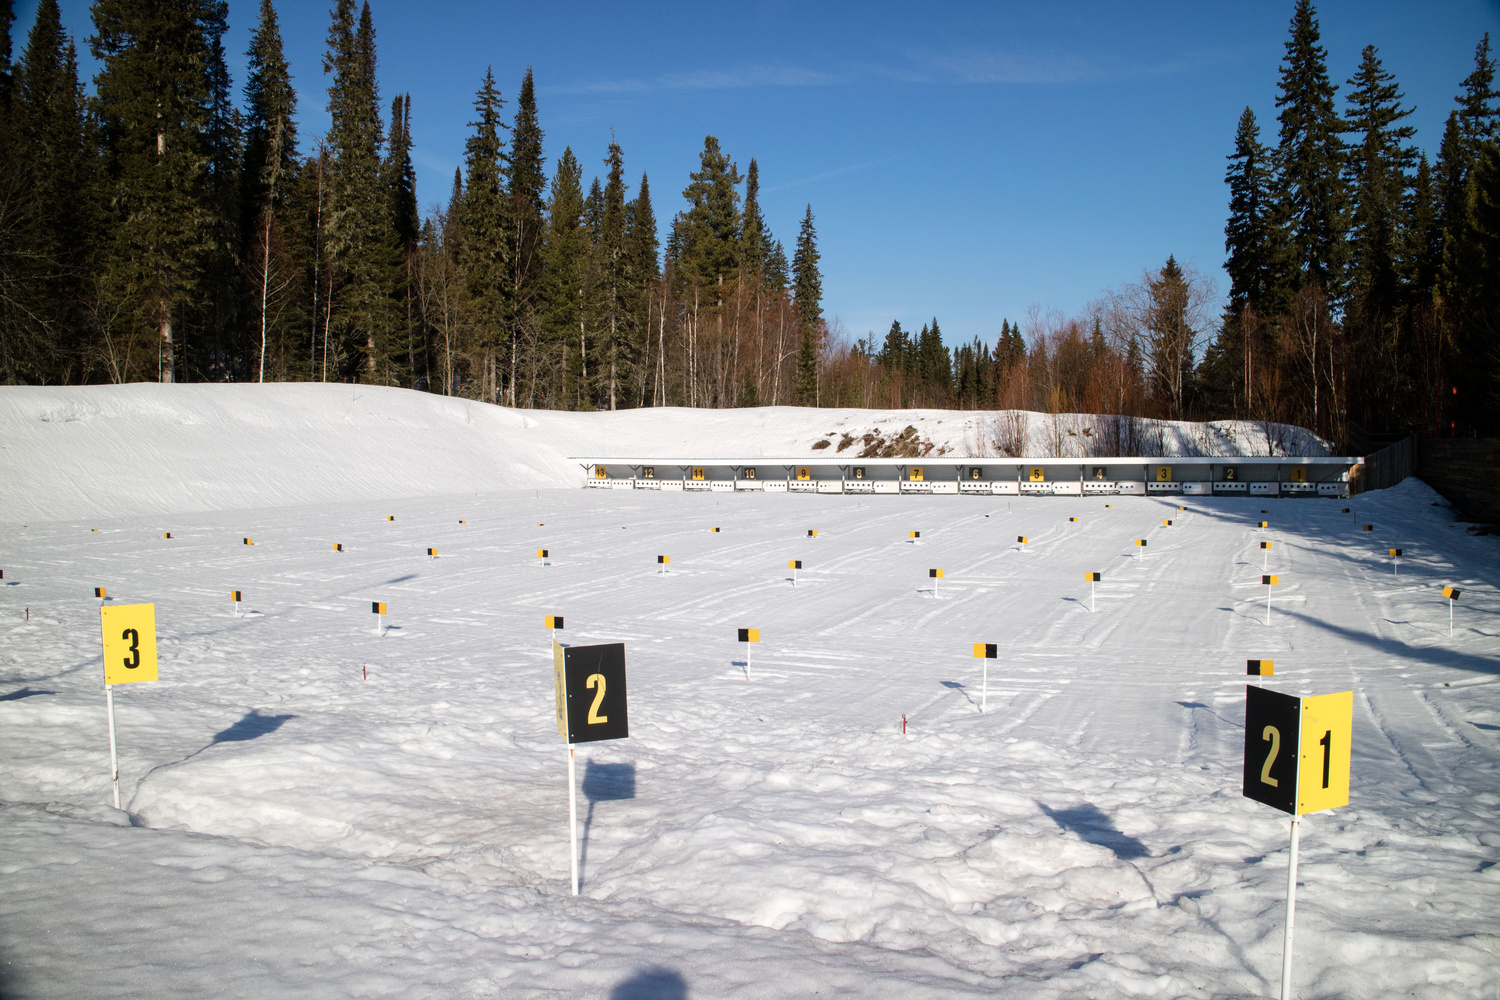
left=101, top=604, right=158, bottom=684
left=1298, top=691, right=1352, bottom=814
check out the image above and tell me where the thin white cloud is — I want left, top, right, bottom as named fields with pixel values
left=764, top=154, right=905, bottom=193
left=550, top=64, right=842, bottom=96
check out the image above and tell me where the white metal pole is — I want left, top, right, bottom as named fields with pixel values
left=1280, top=814, right=1301, bottom=1000
left=1264, top=548, right=1269, bottom=571
left=1267, top=585, right=1273, bottom=626
left=1091, top=581, right=1096, bottom=613
left=981, top=660, right=988, bottom=714
left=1450, top=598, right=1454, bottom=637
left=106, top=683, right=120, bottom=810
left=567, top=744, right=579, bottom=896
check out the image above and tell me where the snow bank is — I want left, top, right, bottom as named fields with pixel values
left=0, top=383, right=1329, bottom=522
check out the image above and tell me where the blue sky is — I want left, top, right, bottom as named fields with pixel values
left=19, top=0, right=1500, bottom=348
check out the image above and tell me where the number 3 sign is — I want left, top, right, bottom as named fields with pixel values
left=101, top=604, right=159, bottom=684
left=1243, top=685, right=1352, bottom=814
left=553, top=641, right=629, bottom=744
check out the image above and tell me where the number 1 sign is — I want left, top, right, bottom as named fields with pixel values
left=1243, top=684, right=1353, bottom=999
left=553, top=640, right=629, bottom=896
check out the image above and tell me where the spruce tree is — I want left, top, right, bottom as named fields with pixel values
left=598, top=140, right=629, bottom=409
left=741, top=157, right=768, bottom=276
left=1273, top=0, right=1348, bottom=297
left=792, top=204, right=822, bottom=405
left=1344, top=44, right=1415, bottom=313
left=624, top=171, right=659, bottom=405
left=507, top=66, right=546, bottom=400
left=540, top=147, right=585, bottom=406
left=1224, top=106, right=1279, bottom=315
left=677, top=136, right=741, bottom=286
left=459, top=67, right=509, bottom=399
left=242, top=0, right=299, bottom=381
left=91, top=0, right=234, bottom=382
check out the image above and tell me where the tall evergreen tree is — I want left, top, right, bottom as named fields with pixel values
left=1273, top=0, right=1348, bottom=297
left=459, top=67, right=509, bottom=400
left=92, top=0, right=235, bottom=382
left=507, top=66, right=545, bottom=402
left=242, top=0, right=299, bottom=381
left=676, top=135, right=741, bottom=286
left=741, top=157, right=767, bottom=276
left=1344, top=44, right=1415, bottom=314
left=792, top=204, right=822, bottom=404
left=323, top=0, right=396, bottom=382
left=1224, top=106, right=1279, bottom=315
left=540, top=147, right=585, bottom=406
left=597, top=140, right=629, bottom=409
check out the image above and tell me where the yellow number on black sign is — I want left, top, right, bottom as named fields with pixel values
left=586, top=673, right=608, bottom=724
left=1260, top=725, right=1280, bottom=787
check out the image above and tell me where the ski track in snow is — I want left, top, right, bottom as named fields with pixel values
left=0, top=386, right=1497, bottom=999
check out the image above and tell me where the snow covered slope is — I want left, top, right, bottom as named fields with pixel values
left=0, top=383, right=1328, bottom=523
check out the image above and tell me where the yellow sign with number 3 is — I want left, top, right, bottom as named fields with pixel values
left=101, top=604, right=158, bottom=685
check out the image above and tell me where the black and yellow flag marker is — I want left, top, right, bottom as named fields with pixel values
left=1389, top=548, right=1402, bottom=557
left=1443, top=586, right=1461, bottom=636
left=162, top=532, right=172, bottom=539
left=1069, top=517, right=1078, bottom=522
left=553, top=639, right=630, bottom=895
left=100, top=602, right=159, bottom=809
left=333, top=543, right=344, bottom=552
left=711, top=527, right=720, bottom=533
left=1163, top=519, right=1173, bottom=526
left=1247, top=658, right=1274, bottom=676
left=1134, top=539, right=1147, bottom=560
left=656, top=555, right=670, bottom=576
left=372, top=601, right=387, bottom=636
left=1262, top=575, right=1279, bottom=624
left=1263, top=574, right=1279, bottom=585
left=738, top=628, right=759, bottom=642
left=537, top=549, right=549, bottom=565
left=95, top=587, right=107, bottom=600
left=230, top=590, right=242, bottom=615
left=1389, top=547, right=1402, bottom=577
left=1361, top=524, right=1373, bottom=531
left=545, top=615, right=564, bottom=630
left=386, top=516, right=394, bottom=521
left=459, top=520, right=467, bottom=524
left=1016, top=535, right=1028, bottom=547
left=929, top=568, right=944, bottom=578
left=972, top=643, right=997, bottom=711
left=1341, top=507, right=1350, bottom=513
left=427, top=547, right=437, bottom=558
left=789, top=559, right=802, bottom=587
left=1262, top=541, right=1273, bottom=549
left=243, top=538, right=253, bottom=545
left=1243, top=683, right=1353, bottom=996
left=1085, top=571, right=1101, bottom=611
left=807, top=529, right=818, bottom=538
left=1261, top=539, right=1273, bottom=570
left=910, top=531, right=920, bottom=540
left=1258, top=521, right=1268, bottom=529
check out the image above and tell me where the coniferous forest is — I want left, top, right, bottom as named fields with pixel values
left=0, top=0, right=1496, bottom=444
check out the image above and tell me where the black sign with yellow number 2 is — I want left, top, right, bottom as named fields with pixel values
left=554, top=641, right=629, bottom=744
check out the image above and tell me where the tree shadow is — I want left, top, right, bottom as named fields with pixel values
left=579, top=760, right=635, bottom=891
left=610, top=967, right=688, bottom=1000
left=1038, top=801, right=1151, bottom=860
left=0, top=687, right=54, bottom=701
left=212, top=709, right=296, bottom=744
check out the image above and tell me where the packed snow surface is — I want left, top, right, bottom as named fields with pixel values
left=0, top=384, right=1495, bottom=999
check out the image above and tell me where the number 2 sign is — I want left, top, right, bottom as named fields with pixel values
left=1243, top=685, right=1352, bottom=814
left=553, top=641, right=629, bottom=744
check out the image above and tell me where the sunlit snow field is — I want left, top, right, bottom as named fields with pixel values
left=0, top=386, right=1496, bottom=999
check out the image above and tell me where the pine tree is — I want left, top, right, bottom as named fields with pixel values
left=323, top=0, right=397, bottom=382
left=242, top=0, right=299, bottom=382
left=1273, top=0, right=1348, bottom=297
left=540, top=147, right=585, bottom=407
left=1344, top=44, right=1415, bottom=313
left=507, top=66, right=545, bottom=402
left=598, top=140, right=629, bottom=409
left=459, top=67, right=509, bottom=400
left=741, top=157, right=767, bottom=276
left=1224, top=106, right=1280, bottom=316
left=624, top=171, right=659, bottom=405
left=384, top=93, right=418, bottom=381
left=91, top=0, right=235, bottom=382
left=1145, top=255, right=1195, bottom=418
left=677, top=136, right=741, bottom=286
left=792, top=204, right=822, bottom=404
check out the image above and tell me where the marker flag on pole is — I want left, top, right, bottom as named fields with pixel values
left=459, top=520, right=467, bottom=524
left=1261, top=541, right=1273, bottom=550
left=162, top=532, right=172, bottom=539
left=1258, top=521, right=1268, bottom=529
left=1247, top=658, right=1274, bottom=676
left=789, top=559, right=802, bottom=569
left=738, top=628, right=759, bottom=642
left=1263, top=575, right=1278, bottom=586
left=1163, top=519, right=1173, bottom=526
left=1017, top=535, right=1028, bottom=544
left=1134, top=539, right=1147, bottom=547
left=1085, top=572, right=1101, bottom=582
left=929, top=568, right=944, bottom=578
left=1361, top=524, right=1373, bottom=531
left=1069, top=517, right=1078, bottom=522
left=1342, top=508, right=1351, bottom=513
left=712, top=527, right=720, bottom=533
left=333, top=543, right=343, bottom=552
left=230, top=590, right=241, bottom=602
left=909, top=531, right=920, bottom=539
left=243, top=538, right=253, bottom=545
left=973, top=643, right=997, bottom=658
left=372, top=602, right=386, bottom=614
left=537, top=549, right=549, bottom=558
left=427, top=547, right=437, bottom=557
left=1442, top=586, right=1460, bottom=600
left=544, top=615, right=564, bottom=629
left=807, top=529, right=818, bottom=538
left=1389, top=548, right=1402, bottom=558
left=95, top=587, right=107, bottom=599
left=386, top=516, right=394, bottom=521
left=1261, top=510, right=1269, bottom=514
left=658, top=555, right=670, bottom=564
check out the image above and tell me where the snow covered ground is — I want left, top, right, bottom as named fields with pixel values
left=0, top=385, right=1495, bottom=999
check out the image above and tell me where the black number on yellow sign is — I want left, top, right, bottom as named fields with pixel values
left=121, top=628, right=140, bottom=669
left=554, top=641, right=629, bottom=744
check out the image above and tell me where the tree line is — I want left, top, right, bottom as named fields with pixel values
left=1, top=1, right=1496, bottom=445
left=0, top=0, right=826, bottom=408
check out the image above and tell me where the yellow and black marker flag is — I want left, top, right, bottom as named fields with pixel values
left=1362, top=524, right=1373, bottom=531
left=712, top=527, right=720, bottom=533
left=1263, top=575, right=1279, bottom=585
left=544, top=615, right=564, bottom=629
left=1261, top=541, right=1273, bottom=550
left=537, top=549, right=549, bottom=558
left=973, top=643, right=997, bottom=658
left=910, top=531, right=920, bottom=539
left=1163, top=519, right=1173, bottom=526
left=738, top=628, right=759, bottom=643
left=1443, top=586, right=1461, bottom=600
left=657, top=555, right=670, bottom=565
left=333, top=543, right=343, bottom=551
left=427, top=548, right=437, bottom=556
left=1389, top=548, right=1402, bottom=557
left=1258, top=521, right=1268, bottom=528
left=372, top=602, right=387, bottom=615
left=162, top=532, right=172, bottom=539
left=1341, top=507, right=1350, bottom=513
left=386, top=516, right=394, bottom=521
left=929, top=568, right=944, bottom=578
left=95, top=587, right=107, bottom=599
left=230, top=590, right=241, bottom=602
left=243, top=538, right=253, bottom=545
left=1017, top=535, right=1028, bottom=544
left=807, top=529, right=818, bottom=538
left=1084, top=572, right=1101, bottom=582
left=1134, top=539, right=1147, bottom=548
left=1069, top=517, right=1078, bottom=522
left=789, top=559, right=802, bottom=570
left=1247, top=658, right=1274, bottom=676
